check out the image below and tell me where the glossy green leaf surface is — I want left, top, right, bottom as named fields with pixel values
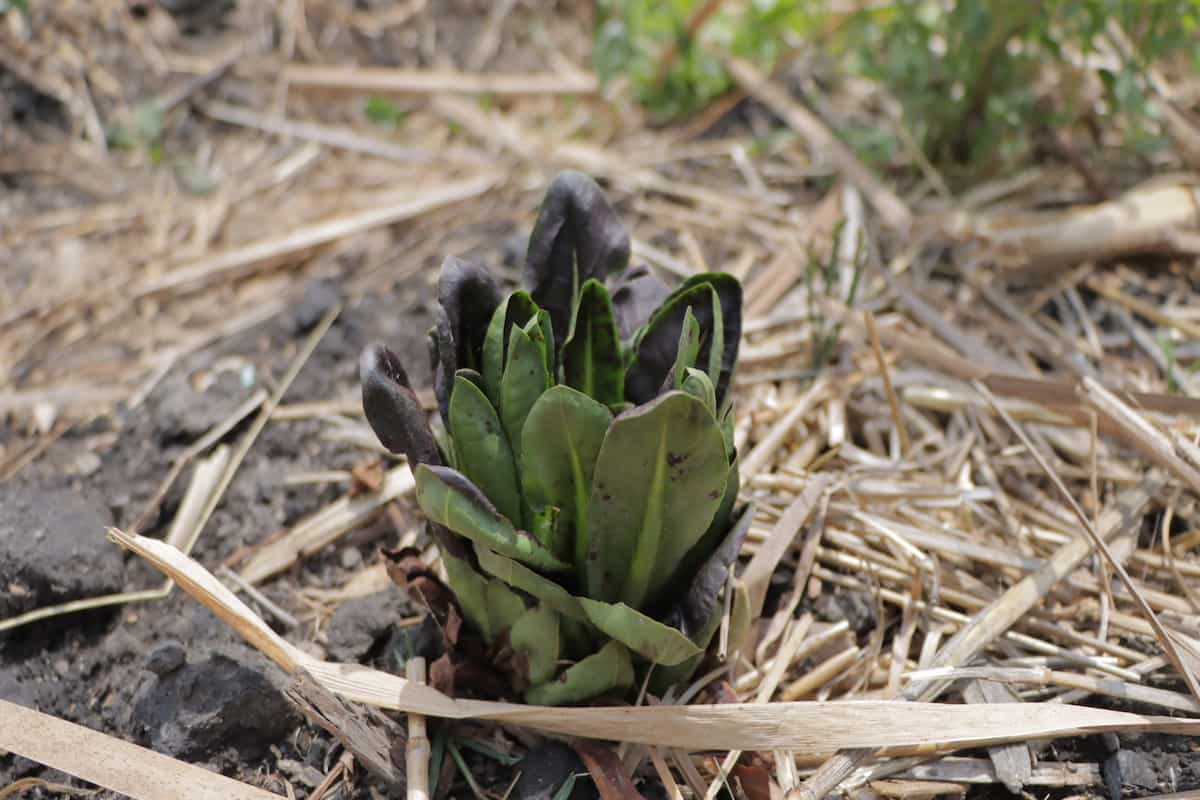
left=414, top=465, right=569, bottom=572
left=524, top=641, right=633, bottom=706
left=448, top=372, right=522, bottom=525
left=562, top=279, right=624, bottom=407
left=670, top=308, right=700, bottom=392
left=482, top=292, right=538, bottom=404
left=585, top=391, right=729, bottom=609
left=680, top=367, right=716, bottom=414
left=520, top=385, right=613, bottom=567
left=500, top=322, right=551, bottom=466
left=577, top=598, right=701, bottom=666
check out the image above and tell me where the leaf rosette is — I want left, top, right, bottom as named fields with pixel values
left=361, top=171, right=750, bottom=704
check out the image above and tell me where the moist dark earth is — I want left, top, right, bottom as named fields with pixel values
left=3, top=5, right=1199, bottom=800
left=2, top=260, right=1198, bottom=798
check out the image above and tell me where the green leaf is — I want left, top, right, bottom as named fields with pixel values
left=576, top=598, right=702, bottom=666
left=415, top=465, right=569, bottom=572
left=524, top=171, right=631, bottom=344
left=680, top=367, right=716, bottom=414
left=585, top=391, right=729, bottom=609
left=562, top=279, right=624, bottom=407
left=534, top=309, right=556, bottom=377
left=671, top=308, right=701, bottom=391
left=509, top=605, right=561, bottom=685
left=473, top=544, right=587, bottom=622
left=448, top=372, right=522, bottom=525
left=364, top=96, right=407, bottom=128
left=500, top=322, right=551, bottom=466
left=521, top=386, right=613, bottom=567
left=525, top=641, right=634, bottom=706
left=431, top=258, right=504, bottom=423
left=702, top=284, right=725, bottom=391
left=441, top=552, right=526, bottom=642
left=482, top=291, right=538, bottom=404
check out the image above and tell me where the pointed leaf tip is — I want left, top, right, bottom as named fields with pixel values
left=432, top=256, right=503, bottom=424
left=524, top=171, right=631, bottom=343
left=359, top=342, right=440, bottom=468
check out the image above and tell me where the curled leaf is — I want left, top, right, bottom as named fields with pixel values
left=624, top=274, right=742, bottom=407
left=524, top=171, right=631, bottom=344
left=682, top=273, right=741, bottom=406
left=359, top=343, right=440, bottom=468
left=415, top=464, right=570, bottom=573
left=438, top=256, right=503, bottom=373
left=623, top=283, right=714, bottom=406
left=430, top=257, right=503, bottom=424
left=577, top=598, right=702, bottom=667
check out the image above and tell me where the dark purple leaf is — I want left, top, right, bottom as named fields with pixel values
left=687, top=273, right=742, bottom=407
left=524, top=171, right=631, bottom=344
left=359, top=342, right=440, bottom=469
left=622, top=283, right=714, bottom=405
left=623, top=274, right=742, bottom=407
left=429, top=257, right=502, bottom=425
left=438, top=256, right=502, bottom=372
left=428, top=312, right=455, bottom=427
left=610, top=265, right=669, bottom=340
left=663, top=502, right=753, bottom=638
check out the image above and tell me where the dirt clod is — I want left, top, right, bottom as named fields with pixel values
left=325, top=590, right=410, bottom=664
left=0, top=486, right=123, bottom=619
left=131, top=645, right=300, bottom=761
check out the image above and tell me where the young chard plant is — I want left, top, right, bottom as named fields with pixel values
left=361, top=171, right=750, bottom=705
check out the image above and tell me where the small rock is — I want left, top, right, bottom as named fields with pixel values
left=0, top=486, right=123, bottom=618
left=325, top=590, right=408, bottom=663
left=145, top=640, right=187, bottom=676
left=131, top=645, right=300, bottom=760
left=291, top=278, right=342, bottom=335
left=514, top=741, right=597, bottom=800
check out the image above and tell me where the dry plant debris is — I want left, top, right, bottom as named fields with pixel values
left=3, top=1, right=1200, bottom=799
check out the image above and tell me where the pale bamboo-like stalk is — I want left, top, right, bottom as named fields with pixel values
left=405, top=658, right=430, bottom=800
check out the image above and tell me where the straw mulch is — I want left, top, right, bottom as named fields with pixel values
left=3, top=2, right=1200, bottom=799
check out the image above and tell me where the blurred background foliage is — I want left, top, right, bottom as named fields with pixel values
left=593, top=0, right=1200, bottom=177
